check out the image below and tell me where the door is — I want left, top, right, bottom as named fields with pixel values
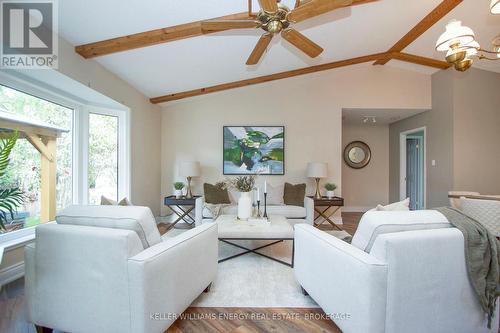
left=405, top=133, right=425, bottom=210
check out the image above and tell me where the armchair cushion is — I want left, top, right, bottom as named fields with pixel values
left=56, top=205, right=161, bottom=249
left=351, top=210, right=451, bottom=252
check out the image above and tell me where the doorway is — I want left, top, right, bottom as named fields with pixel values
left=400, top=127, right=426, bottom=210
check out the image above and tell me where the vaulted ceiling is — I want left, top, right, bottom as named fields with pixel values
left=58, top=0, right=500, bottom=104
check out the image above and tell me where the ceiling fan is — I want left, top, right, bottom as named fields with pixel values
left=201, top=0, right=353, bottom=65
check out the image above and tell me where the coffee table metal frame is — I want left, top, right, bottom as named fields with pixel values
left=218, top=236, right=294, bottom=267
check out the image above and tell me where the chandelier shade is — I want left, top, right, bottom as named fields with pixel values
left=491, top=0, right=500, bottom=14
left=435, top=20, right=475, bottom=51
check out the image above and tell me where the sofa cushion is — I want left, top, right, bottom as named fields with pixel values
left=351, top=210, right=451, bottom=252
left=266, top=183, right=284, bottom=205
left=284, top=183, right=306, bottom=207
left=56, top=205, right=161, bottom=249
left=460, top=198, right=500, bottom=236
left=375, top=198, right=410, bottom=211
left=202, top=204, right=307, bottom=219
left=204, top=183, right=231, bottom=204
left=101, top=196, right=132, bottom=206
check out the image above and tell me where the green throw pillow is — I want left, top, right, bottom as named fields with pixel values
left=204, top=183, right=231, bottom=204
left=283, top=183, right=306, bottom=207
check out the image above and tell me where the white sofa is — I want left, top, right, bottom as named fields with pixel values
left=294, top=210, right=499, bottom=333
left=25, top=205, right=218, bottom=333
left=195, top=196, right=314, bottom=225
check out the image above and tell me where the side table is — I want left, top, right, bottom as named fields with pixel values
left=308, top=196, right=344, bottom=230
left=164, top=195, right=200, bottom=230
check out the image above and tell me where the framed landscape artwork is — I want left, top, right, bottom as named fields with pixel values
left=223, top=126, right=285, bottom=175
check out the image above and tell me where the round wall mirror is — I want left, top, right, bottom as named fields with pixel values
left=344, top=141, right=371, bottom=169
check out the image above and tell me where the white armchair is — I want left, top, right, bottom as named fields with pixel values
left=294, top=211, right=499, bottom=333
left=25, top=205, right=218, bottom=333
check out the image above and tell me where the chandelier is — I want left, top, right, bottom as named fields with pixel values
left=435, top=3, right=500, bottom=72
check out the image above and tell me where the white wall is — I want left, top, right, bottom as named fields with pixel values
left=342, top=122, right=389, bottom=211
left=161, top=64, right=431, bottom=214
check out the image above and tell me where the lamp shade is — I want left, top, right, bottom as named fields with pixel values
left=491, top=0, right=500, bottom=14
left=436, top=20, right=475, bottom=52
left=307, top=162, right=328, bottom=178
left=179, top=161, right=201, bottom=177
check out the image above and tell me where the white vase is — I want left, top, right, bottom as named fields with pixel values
left=326, top=190, right=335, bottom=199
left=238, top=191, right=252, bottom=220
left=174, top=189, right=183, bottom=198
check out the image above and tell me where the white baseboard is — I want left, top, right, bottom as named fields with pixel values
left=343, top=206, right=372, bottom=213
left=0, top=261, right=24, bottom=287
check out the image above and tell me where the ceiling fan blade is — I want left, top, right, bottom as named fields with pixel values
left=288, top=0, right=353, bottom=23
left=246, top=33, right=273, bottom=65
left=201, top=20, right=260, bottom=32
left=258, top=0, right=279, bottom=13
left=281, top=29, right=323, bottom=58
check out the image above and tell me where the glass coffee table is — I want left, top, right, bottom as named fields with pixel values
left=216, top=215, right=295, bottom=267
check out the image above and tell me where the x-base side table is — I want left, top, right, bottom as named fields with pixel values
left=164, top=195, right=200, bottom=230
left=309, top=196, right=344, bottom=230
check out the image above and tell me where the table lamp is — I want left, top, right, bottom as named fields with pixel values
left=179, top=161, right=201, bottom=198
left=307, top=162, right=328, bottom=199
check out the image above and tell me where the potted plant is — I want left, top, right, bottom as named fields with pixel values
left=173, top=182, right=185, bottom=198
left=0, top=132, right=25, bottom=233
left=324, top=183, right=337, bottom=199
left=224, top=175, right=256, bottom=220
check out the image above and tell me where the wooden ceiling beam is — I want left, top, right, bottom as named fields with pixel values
left=76, top=0, right=378, bottom=59
left=75, top=12, right=253, bottom=59
left=150, top=52, right=389, bottom=104
left=374, top=0, right=462, bottom=66
left=390, top=52, right=450, bottom=69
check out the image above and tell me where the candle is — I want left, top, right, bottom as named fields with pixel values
left=264, top=181, right=267, bottom=193
left=257, top=187, right=260, bottom=201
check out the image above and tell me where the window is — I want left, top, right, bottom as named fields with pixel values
left=0, top=76, right=130, bottom=239
left=0, top=84, right=73, bottom=232
left=88, top=113, right=119, bottom=204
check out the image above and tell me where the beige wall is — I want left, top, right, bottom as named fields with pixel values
left=389, top=68, right=500, bottom=208
left=161, top=64, right=431, bottom=214
left=342, top=123, right=389, bottom=211
left=389, top=70, right=455, bottom=208
left=453, top=68, right=500, bottom=194
left=56, top=37, right=162, bottom=214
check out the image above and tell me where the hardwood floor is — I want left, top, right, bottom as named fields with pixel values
left=0, top=213, right=363, bottom=333
left=166, top=308, right=342, bottom=333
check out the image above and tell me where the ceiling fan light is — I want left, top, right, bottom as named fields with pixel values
left=491, top=0, right=500, bottom=14
left=436, top=20, right=475, bottom=52
left=445, top=47, right=466, bottom=64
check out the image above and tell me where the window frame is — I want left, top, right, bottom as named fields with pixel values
left=0, top=72, right=130, bottom=244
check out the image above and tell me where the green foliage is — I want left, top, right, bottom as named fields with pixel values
left=0, top=84, right=73, bottom=216
left=0, top=131, right=18, bottom=177
left=224, top=175, right=256, bottom=192
left=173, top=182, right=185, bottom=190
left=324, top=183, right=337, bottom=191
left=214, top=181, right=226, bottom=190
left=0, top=132, right=25, bottom=231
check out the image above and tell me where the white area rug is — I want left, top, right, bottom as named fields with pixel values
left=164, top=228, right=350, bottom=308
